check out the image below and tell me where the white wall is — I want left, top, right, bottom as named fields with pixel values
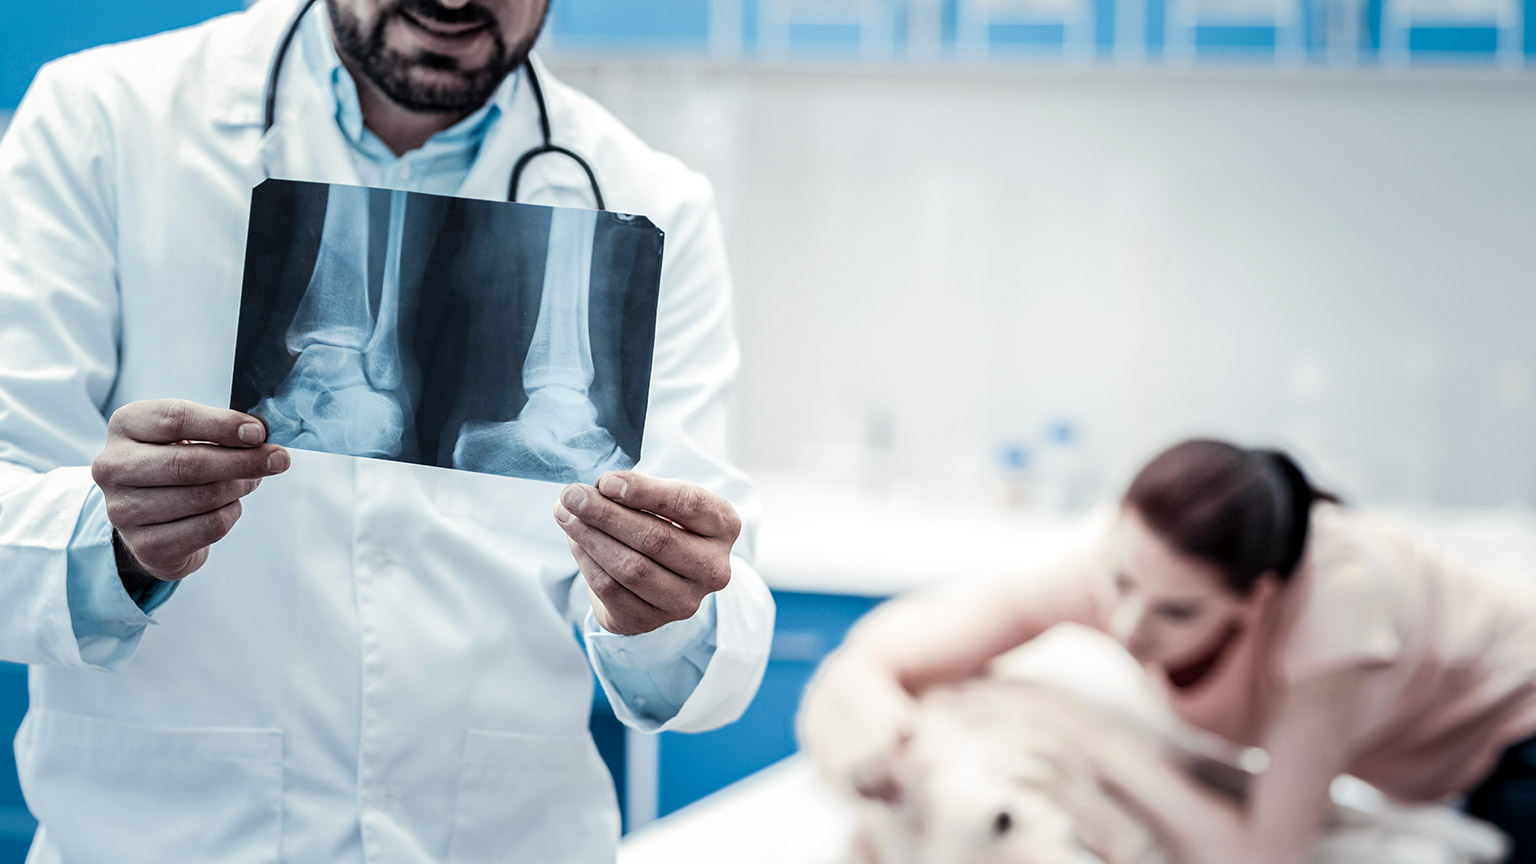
left=3, top=59, right=1528, bottom=506
left=551, top=60, right=1536, bottom=507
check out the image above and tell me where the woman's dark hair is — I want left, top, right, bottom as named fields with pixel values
left=1122, top=439, right=1339, bottom=595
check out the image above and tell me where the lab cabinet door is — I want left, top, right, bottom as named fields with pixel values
left=0, top=662, right=34, bottom=864
left=654, top=590, right=885, bottom=818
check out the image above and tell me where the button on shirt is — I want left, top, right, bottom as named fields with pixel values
left=66, top=3, right=719, bottom=727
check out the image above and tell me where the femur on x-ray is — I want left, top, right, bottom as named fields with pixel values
left=231, top=179, right=665, bottom=485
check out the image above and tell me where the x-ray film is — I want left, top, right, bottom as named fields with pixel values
left=230, top=179, right=665, bottom=484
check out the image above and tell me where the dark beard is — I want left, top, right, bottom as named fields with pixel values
left=326, top=0, right=540, bottom=114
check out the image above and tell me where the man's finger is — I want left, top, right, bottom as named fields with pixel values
left=121, top=499, right=242, bottom=578
left=556, top=501, right=700, bottom=616
left=568, top=539, right=671, bottom=635
left=593, top=472, right=741, bottom=541
left=111, top=399, right=268, bottom=448
left=108, top=441, right=289, bottom=488
left=558, top=484, right=723, bottom=587
left=106, top=478, right=262, bottom=529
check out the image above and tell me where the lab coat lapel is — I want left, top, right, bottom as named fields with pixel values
left=209, top=0, right=362, bottom=189
left=255, top=44, right=365, bottom=189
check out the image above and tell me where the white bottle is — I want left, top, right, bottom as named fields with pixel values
left=1036, top=420, right=1085, bottom=514
left=996, top=441, right=1033, bottom=509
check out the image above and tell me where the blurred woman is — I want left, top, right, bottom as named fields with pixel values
left=800, top=439, right=1536, bottom=864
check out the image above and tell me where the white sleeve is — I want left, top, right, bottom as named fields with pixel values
left=0, top=60, right=152, bottom=670
left=579, top=171, right=775, bottom=734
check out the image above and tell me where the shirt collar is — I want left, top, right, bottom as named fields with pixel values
left=297, top=2, right=518, bottom=158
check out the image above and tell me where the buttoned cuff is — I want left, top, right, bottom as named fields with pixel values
left=585, top=592, right=719, bottom=729
left=65, top=486, right=176, bottom=670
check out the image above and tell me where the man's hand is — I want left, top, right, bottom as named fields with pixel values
left=91, top=399, right=290, bottom=584
left=553, top=471, right=741, bottom=636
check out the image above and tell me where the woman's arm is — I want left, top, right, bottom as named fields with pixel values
left=797, top=553, right=1103, bottom=799
left=1083, top=667, right=1368, bottom=864
left=854, top=547, right=1107, bottom=687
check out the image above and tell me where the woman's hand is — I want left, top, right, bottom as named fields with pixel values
left=797, top=648, right=916, bottom=803
left=1064, top=763, right=1172, bottom=864
left=795, top=558, right=1105, bottom=804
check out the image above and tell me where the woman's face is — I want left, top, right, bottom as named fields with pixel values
left=1107, top=507, right=1274, bottom=668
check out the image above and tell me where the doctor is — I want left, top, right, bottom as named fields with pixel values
left=0, top=0, right=774, bottom=862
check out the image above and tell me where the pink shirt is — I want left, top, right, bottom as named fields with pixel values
left=1053, top=503, right=1536, bottom=802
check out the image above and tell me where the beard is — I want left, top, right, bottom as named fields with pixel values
left=326, top=0, right=543, bottom=114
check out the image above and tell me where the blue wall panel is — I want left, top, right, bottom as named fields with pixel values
left=547, top=0, right=713, bottom=51
left=1, top=1, right=243, bottom=110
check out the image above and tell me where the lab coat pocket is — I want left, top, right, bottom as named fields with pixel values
left=17, top=710, right=284, bottom=864
left=447, top=728, right=620, bottom=864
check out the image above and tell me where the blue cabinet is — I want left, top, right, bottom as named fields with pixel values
left=585, top=589, right=884, bottom=827
left=0, top=663, right=34, bottom=864
left=651, top=590, right=881, bottom=817
left=584, top=589, right=885, bottom=825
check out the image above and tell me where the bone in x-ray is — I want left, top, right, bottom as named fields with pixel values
left=233, top=179, right=662, bottom=483
left=254, top=185, right=412, bottom=458
left=451, top=207, right=634, bottom=482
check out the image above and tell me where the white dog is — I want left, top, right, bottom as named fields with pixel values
left=823, top=628, right=1507, bottom=864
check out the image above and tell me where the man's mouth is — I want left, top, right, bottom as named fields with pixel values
left=400, top=9, right=491, bottom=44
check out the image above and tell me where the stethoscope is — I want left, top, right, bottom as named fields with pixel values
left=262, top=0, right=605, bottom=210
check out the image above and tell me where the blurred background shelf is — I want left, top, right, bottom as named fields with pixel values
left=5, top=0, right=1536, bottom=116
left=537, top=0, right=1535, bottom=67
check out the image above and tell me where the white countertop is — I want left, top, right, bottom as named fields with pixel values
left=617, top=756, right=855, bottom=864
left=751, top=473, right=1104, bottom=596
left=750, top=473, right=1536, bottom=596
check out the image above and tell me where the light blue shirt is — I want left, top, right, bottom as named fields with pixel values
left=69, top=4, right=717, bottom=727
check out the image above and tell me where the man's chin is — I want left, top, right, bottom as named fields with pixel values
left=378, top=63, right=506, bottom=114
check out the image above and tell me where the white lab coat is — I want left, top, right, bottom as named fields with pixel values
left=0, top=1, right=774, bottom=861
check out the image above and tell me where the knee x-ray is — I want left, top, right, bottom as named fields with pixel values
left=230, top=179, right=665, bottom=484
